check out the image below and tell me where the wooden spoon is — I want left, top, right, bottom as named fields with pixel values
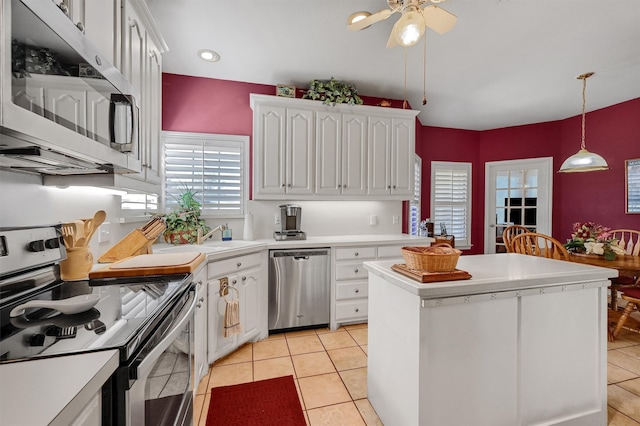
left=84, top=210, right=106, bottom=244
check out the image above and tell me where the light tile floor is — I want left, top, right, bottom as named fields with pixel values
left=195, top=323, right=640, bottom=426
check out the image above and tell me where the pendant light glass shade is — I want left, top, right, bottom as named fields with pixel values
left=395, top=7, right=426, bottom=47
left=558, top=72, right=609, bottom=173
left=559, top=149, right=609, bottom=172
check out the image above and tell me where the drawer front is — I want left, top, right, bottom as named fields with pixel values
left=335, top=246, right=376, bottom=261
left=336, top=281, right=368, bottom=301
left=377, top=244, right=407, bottom=259
left=335, top=300, right=368, bottom=322
left=208, top=252, right=262, bottom=278
left=335, top=261, right=368, bottom=280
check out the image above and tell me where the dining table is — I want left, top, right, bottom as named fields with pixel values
left=567, top=253, right=640, bottom=310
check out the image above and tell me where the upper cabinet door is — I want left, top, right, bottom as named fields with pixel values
left=254, top=104, right=287, bottom=195
left=367, top=116, right=392, bottom=196
left=390, top=118, right=414, bottom=196
left=285, top=108, right=314, bottom=195
left=341, top=114, right=367, bottom=196
left=122, top=0, right=146, bottom=98
left=315, top=111, right=342, bottom=195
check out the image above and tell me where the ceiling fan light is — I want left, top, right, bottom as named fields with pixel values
left=395, top=8, right=425, bottom=47
left=558, top=149, right=609, bottom=173
left=348, top=11, right=371, bottom=26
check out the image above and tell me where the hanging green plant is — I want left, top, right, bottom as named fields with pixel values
left=302, top=77, right=363, bottom=106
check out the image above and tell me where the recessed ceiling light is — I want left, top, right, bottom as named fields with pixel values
left=198, top=49, right=220, bottom=62
left=348, top=11, right=372, bottom=26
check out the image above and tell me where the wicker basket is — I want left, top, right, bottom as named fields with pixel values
left=401, top=243, right=462, bottom=272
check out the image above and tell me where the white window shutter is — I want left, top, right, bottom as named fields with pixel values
left=431, top=162, right=472, bottom=248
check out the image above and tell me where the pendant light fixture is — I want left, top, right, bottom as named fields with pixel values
left=558, top=72, right=609, bottom=173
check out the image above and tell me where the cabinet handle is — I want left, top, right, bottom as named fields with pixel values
left=282, top=183, right=286, bottom=188
left=287, top=183, right=292, bottom=187
left=237, top=262, right=242, bottom=268
left=354, top=252, right=359, bottom=256
left=242, top=276, right=247, bottom=281
left=355, top=308, right=360, bottom=313
left=199, top=297, right=205, bottom=302
left=58, top=3, right=69, bottom=16
left=354, top=268, right=359, bottom=274
left=76, top=22, right=85, bottom=33
left=94, top=55, right=102, bottom=66
left=355, top=289, right=360, bottom=294
left=393, top=185, right=397, bottom=189
left=232, top=279, right=237, bottom=285
left=387, top=185, right=391, bottom=190
left=197, top=303, right=202, bottom=308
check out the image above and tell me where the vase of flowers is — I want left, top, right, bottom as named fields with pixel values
left=564, top=222, right=626, bottom=260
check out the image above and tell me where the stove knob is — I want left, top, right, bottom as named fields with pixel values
left=28, top=334, right=46, bottom=347
left=45, top=238, right=60, bottom=249
left=28, top=240, right=45, bottom=252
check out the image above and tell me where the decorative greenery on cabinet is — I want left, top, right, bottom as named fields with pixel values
left=302, top=77, right=363, bottom=106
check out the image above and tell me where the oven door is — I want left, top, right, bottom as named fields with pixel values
left=123, top=287, right=196, bottom=426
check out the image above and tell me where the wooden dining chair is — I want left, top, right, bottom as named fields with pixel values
left=502, top=225, right=531, bottom=253
left=610, top=229, right=640, bottom=257
left=510, top=232, right=571, bottom=261
left=611, top=287, right=640, bottom=340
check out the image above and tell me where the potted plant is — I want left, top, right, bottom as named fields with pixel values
left=162, top=186, right=209, bottom=244
left=302, top=77, right=363, bottom=106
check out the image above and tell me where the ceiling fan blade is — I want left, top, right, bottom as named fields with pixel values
left=386, top=19, right=400, bottom=48
left=348, top=9, right=393, bottom=31
left=422, top=5, right=457, bottom=34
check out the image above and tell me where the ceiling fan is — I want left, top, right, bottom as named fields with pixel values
left=347, top=0, right=457, bottom=48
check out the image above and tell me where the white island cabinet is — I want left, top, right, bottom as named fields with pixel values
left=364, top=254, right=616, bottom=426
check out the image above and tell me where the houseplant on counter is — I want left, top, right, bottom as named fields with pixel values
left=564, top=221, right=626, bottom=260
left=302, top=77, right=363, bottom=106
left=162, top=186, right=209, bottom=245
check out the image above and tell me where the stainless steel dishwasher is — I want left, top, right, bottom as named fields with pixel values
left=268, top=248, right=330, bottom=331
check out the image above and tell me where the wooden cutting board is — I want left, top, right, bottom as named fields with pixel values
left=391, top=264, right=472, bottom=283
left=89, top=252, right=206, bottom=278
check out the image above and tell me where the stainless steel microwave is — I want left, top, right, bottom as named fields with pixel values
left=0, top=0, right=140, bottom=174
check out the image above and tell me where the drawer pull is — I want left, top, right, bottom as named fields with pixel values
left=354, top=268, right=359, bottom=273
left=355, top=308, right=360, bottom=313
left=232, top=279, right=237, bottom=285
left=237, top=262, right=242, bottom=268
left=242, top=276, right=247, bottom=281
left=354, top=252, right=359, bottom=256
left=355, top=289, right=360, bottom=294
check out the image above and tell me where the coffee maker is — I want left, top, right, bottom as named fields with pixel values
left=273, top=204, right=306, bottom=240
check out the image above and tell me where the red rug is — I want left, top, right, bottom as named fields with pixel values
left=206, top=375, right=306, bottom=426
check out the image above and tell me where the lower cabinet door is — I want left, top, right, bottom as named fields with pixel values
left=239, top=266, right=260, bottom=343
left=208, top=275, right=239, bottom=363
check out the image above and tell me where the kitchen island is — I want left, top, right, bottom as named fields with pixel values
left=364, top=254, right=616, bottom=426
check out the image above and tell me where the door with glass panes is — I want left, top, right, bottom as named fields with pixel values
left=485, top=158, right=553, bottom=254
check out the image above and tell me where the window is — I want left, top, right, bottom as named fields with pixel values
left=122, top=193, right=158, bottom=211
left=408, top=155, right=422, bottom=236
left=431, top=161, right=472, bottom=249
left=163, top=131, right=249, bottom=217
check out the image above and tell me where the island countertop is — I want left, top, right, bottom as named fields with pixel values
left=364, top=253, right=618, bottom=298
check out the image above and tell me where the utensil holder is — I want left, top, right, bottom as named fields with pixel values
left=60, top=246, right=94, bottom=280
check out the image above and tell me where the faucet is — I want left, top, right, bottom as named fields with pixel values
left=197, top=224, right=226, bottom=245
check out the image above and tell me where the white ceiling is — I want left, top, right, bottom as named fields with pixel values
left=146, top=0, right=640, bottom=131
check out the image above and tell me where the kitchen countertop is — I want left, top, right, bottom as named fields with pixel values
left=154, top=233, right=434, bottom=257
left=364, top=253, right=618, bottom=298
left=0, top=349, right=119, bottom=426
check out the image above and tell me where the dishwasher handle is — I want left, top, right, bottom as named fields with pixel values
left=271, top=249, right=329, bottom=258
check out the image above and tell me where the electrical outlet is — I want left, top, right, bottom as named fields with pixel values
left=98, top=222, right=111, bottom=243
left=392, top=215, right=399, bottom=225
left=369, top=215, right=378, bottom=226
left=274, top=213, right=280, bottom=225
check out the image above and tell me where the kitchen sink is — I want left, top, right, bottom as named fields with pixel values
left=157, top=240, right=262, bottom=254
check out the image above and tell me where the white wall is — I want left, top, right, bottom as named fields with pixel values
left=1, top=170, right=405, bottom=257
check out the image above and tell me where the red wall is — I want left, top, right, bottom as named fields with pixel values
left=163, top=73, right=640, bottom=252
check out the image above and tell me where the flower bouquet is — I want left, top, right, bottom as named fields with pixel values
left=564, top=222, right=626, bottom=260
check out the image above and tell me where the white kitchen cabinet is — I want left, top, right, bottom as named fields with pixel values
left=251, top=94, right=418, bottom=200
left=315, top=111, right=367, bottom=196
left=368, top=116, right=415, bottom=197
left=62, top=0, right=122, bottom=71
left=193, top=267, right=208, bottom=388
left=253, top=102, right=314, bottom=197
left=207, top=251, right=268, bottom=364
left=331, top=243, right=426, bottom=329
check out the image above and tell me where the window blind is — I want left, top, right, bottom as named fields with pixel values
left=164, top=133, right=247, bottom=216
left=409, top=155, right=422, bottom=235
left=628, top=159, right=640, bottom=212
left=431, top=162, right=472, bottom=248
